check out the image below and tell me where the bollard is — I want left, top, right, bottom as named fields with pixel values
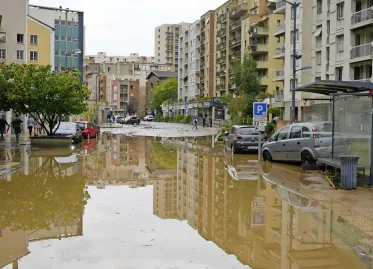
left=339, top=156, right=360, bottom=189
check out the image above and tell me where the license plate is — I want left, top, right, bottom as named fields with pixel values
left=248, top=146, right=258, bottom=149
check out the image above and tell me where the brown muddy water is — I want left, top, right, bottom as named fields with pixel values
left=0, top=134, right=371, bottom=269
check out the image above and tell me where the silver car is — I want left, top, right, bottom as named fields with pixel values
left=224, top=125, right=265, bottom=154
left=261, top=122, right=332, bottom=164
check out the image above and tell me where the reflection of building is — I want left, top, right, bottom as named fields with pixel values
left=0, top=229, right=29, bottom=269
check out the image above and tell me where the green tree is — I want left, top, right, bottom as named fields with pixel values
left=150, top=78, right=178, bottom=112
left=0, top=64, right=89, bottom=136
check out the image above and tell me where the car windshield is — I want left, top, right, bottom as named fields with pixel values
left=54, top=123, right=76, bottom=131
left=76, top=123, right=86, bottom=130
left=238, top=128, right=256, bottom=135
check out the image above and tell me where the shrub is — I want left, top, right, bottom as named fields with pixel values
left=175, top=114, right=184, bottom=122
left=183, top=115, right=192, bottom=124
left=155, top=114, right=164, bottom=122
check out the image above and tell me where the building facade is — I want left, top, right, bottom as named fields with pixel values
left=28, top=5, right=84, bottom=75
left=0, top=0, right=28, bottom=64
left=178, top=20, right=201, bottom=101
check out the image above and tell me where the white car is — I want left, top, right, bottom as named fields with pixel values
left=143, top=115, right=154, bottom=121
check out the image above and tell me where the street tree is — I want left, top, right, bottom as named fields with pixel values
left=150, top=78, right=178, bottom=112
left=0, top=64, right=89, bottom=136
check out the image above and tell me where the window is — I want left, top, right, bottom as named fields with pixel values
left=16, top=50, right=24, bottom=60
left=55, top=35, right=59, bottom=41
left=67, top=36, right=72, bottom=42
left=316, top=51, right=322, bottom=65
left=326, top=47, right=330, bottom=61
left=61, top=20, right=66, bottom=26
left=0, top=49, right=6, bottom=59
left=158, top=47, right=160, bottom=51
left=277, top=126, right=290, bottom=140
left=158, top=29, right=160, bottom=32
left=302, top=127, right=311, bottom=138
left=130, top=85, right=134, bottom=90
left=277, top=36, right=280, bottom=43
left=158, top=41, right=160, bottom=44
left=55, top=19, right=59, bottom=25
left=290, top=30, right=299, bottom=43
left=336, top=67, right=343, bottom=80
left=337, top=2, right=344, bottom=19
left=17, top=34, right=24, bottom=44
left=0, top=32, right=6, bottom=42
left=108, top=66, right=112, bottom=72
left=30, top=35, right=38, bottom=45
left=337, top=35, right=344, bottom=51
left=67, top=21, right=72, bottom=26
left=290, top=6, right=300, bottom=19
left=55, top=66, right=59, bottom=72
left=289, top=126, right=302, bottom=139
left=30, top=51, right=38, bottom=61
left=317, top=0, right=322, bottom=13
left=354, top=66, right=362, bottom=80
left=158, top=53, right=160, bottom=56
left=315, top=76, right=321, bottom=81
left=158, top=35, right=160, bottom=38
left=94, top=66, right=99, bottom=73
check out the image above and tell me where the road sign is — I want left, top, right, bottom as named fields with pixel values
left=253, top=102, right=267, bottom=117
left=252, top=197, right=266, bottom=211
left=251, top=211, right=265, bottom=226
left=253, top=117, right=267, bottom=127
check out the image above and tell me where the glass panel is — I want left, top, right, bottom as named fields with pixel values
left=333, top=95, right=371, bottom=176
left=277, top=126, right=290, bottom=140
left=289, top=126, right=302, bottom=139
left=302, top=126, right=311, bottom=137
left=288, top=192, right=301, bottom=206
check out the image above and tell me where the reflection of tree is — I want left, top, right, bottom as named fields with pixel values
left=0, top=159, right=90, bottom=232
left=150, top=141, right=177, bottom=169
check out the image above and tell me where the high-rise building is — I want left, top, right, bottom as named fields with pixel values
left=178, top=20, right=201, bottom=101
left=200, top=11, right=216, bottom=99
left=28, top=5, right=84, bottom=75
left=0, top=0, right=28, bottom=64
left=154, top=23, right=191, bottom=71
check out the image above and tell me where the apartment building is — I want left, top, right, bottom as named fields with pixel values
left=200, top=11, right=216, bottom=99
left=85, top=52, right=154, bottom=65
left=154, top=23, right=190, bottom=71
left=27, top=16, right=55, bottom=67
left=29, top=5, right=84, bottom=75
left=0, top=0, right=28, bottom=64
left=178, top=21, right=201, bottom=101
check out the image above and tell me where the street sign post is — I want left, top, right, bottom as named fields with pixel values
left=253, top=102, right=268, bottom=162
left=251, top=196, right=266, bottom=226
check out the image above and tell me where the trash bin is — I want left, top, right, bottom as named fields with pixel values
left=339, top=155, right=360, bottom=189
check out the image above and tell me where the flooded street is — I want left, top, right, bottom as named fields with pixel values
left=0, top=134, right=372, bottom=269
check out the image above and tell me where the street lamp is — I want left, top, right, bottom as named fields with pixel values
left=269, top=0, right=301, bottom=123
left=95, top=73, right=103, bottom=124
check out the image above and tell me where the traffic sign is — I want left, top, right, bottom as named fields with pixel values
left=251, top=211, right=265, bottom=226
left=253, top=102, right=267, bottom=117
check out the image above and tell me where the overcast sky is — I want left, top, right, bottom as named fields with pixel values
left=30, top=0, right=226, bottom=57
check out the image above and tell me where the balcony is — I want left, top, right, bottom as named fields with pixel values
left=274, top=69, right=284, bottom=81
left=217, top=28, right=227, bottom=37
left=229, top=38, right=241, bottom=47
left=273, top=0, right=286, bottom=14
left=273, top=45, right=285, bottom=58
left=351, top=8, right=373, bottom=30
left=250, top=43, right=268, bottom=55
left=216, top=70, right=226, bottom=77
left=217, top=41, right=227, bottom=50
left=217, top=13, right=227, bottom=23
left=217, top=56, right=226, bottom=64
left=351, top=43, right=372, bottom=61
left=230, top=3, right=249, bottom=19
left=274, top=22, right=285, bottom=36
left=256, top=61, right=268, bottom=69
left=230, top=21, right=242, bottom=32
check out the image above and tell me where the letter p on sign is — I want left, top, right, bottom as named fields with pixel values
left=253, top=102, right=267, bottom=117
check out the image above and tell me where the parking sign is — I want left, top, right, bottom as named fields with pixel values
left=253, top=102, right=267, bottom=117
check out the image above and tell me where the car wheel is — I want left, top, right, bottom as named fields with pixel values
left=263, top=150, right=273, bottom=162
left=301, top=151, right=315, bottom=164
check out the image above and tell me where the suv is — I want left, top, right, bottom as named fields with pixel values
left=224, top=125, right=265, bottom=154
left=261, top=122, right=332, bottom=164
left=124, top=116, right=141, bottom=125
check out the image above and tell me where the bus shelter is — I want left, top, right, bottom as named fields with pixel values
left=293, top=80, right=373, bottom=185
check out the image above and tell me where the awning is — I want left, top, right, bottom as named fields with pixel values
left=292, top=80, right=373, bottom=95
left=314, top=27, right=322, bottom=37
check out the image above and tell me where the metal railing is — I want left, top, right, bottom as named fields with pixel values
left=275, top=45, right=285, bottom=56
left=275, top=0, right=286, bottom=10
left=351, top=43, right=372, bottom=59
left=351, top=7, right=373, bottom=25
left=274, top=69, right=284, bottom=77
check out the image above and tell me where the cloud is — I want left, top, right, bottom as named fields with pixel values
left=30, top=0, right=227, bottom=56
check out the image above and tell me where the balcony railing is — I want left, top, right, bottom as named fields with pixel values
left=274, top=0, right=286, bottom=12
left=351, top=8, right=373, bottom=25
left=218, top=42, right=227, bottom=50
left=217, top=13, right=227, bottom=23
left=230, top=21, right=241, bottom=31
left=275, top=22, right=285, bottom=33
left=230, top=3, right=249, bottom=19
left=217, top=28, right=226, bottom=37
left=229, top=38, right=241, bottom=47
left=351, top=43, right=372, bottom=59
left=274, top=45, right=285, bottom=57
left=274, top=69, right=284, bottom=79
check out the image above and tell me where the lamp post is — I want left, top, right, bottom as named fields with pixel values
left=95, top=73, right=102, bottom=124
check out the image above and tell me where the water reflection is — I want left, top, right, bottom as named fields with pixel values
left=1, top=134, right=372, bottom=268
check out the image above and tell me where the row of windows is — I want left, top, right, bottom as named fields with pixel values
left=55, top=20, right=79, bottom=27
left=0, top=49, right=38, bottom=61
left=13, top=33, right=38, bottom=45
left=55, top=36, right=79, bottom=42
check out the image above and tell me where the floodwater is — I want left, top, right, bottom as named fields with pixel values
left=0, top=134, right=372, bottom=269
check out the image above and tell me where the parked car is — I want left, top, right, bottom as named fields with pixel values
left=74, top=121, right=100, bottom=138
left=116, top=116, right=125, bottom=124
left=143, top=115, right=154, bottom=121
left=261, top=122, right=332, bottom=164
left=224, top=125, right=265, bottom=154
left=53, top=122, right=83, bottom=144
left=124, top=116, right=141, bottom=125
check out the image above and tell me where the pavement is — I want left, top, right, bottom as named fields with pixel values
left=99, top=122, right=220, bottom=138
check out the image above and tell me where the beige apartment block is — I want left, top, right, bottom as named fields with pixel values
left=200, top=10, right=216, bottom=99
left=0, top=0, right=28, bottom=64
left=154, top=23, right=190, bottom=71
